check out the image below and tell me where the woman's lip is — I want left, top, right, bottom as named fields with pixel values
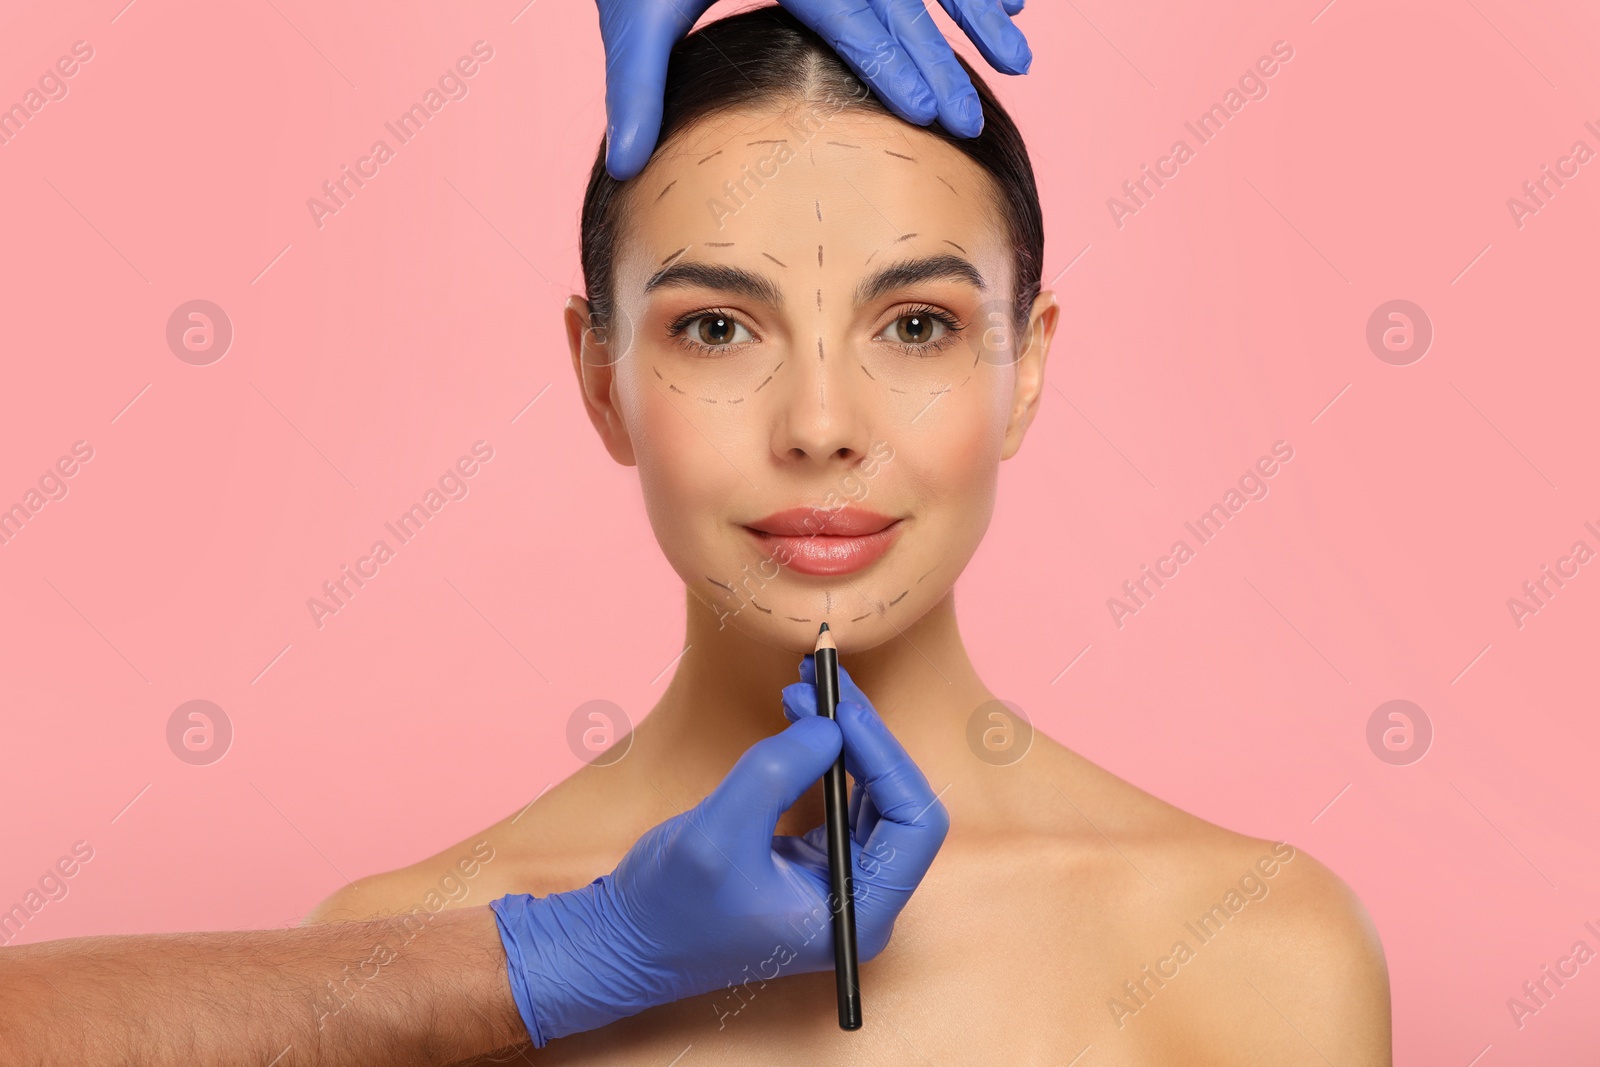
left=741, top=520, right=903, bottom=576
left=744, top=506, right=898, bottom=537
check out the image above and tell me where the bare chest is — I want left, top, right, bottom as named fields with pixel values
left=496, top=857, right=1184, bottom=1066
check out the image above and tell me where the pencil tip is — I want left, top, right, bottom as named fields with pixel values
left=819, top=622, right=830, bottom=633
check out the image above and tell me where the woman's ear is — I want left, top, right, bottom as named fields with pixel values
left=565, top=295, right=638, bottom=466
left=1000, top=290, right=1060, bottom=460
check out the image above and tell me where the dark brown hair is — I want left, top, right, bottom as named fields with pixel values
left=579, top=2, right=1044, bottom=341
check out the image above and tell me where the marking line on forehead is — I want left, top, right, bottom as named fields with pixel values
left=825, top=141, right=861, bottom=149
left=654, top=180, right=677, bottom=203
left=697, top=149, right=723, bottom=165
left=884, top=150, right=916, bottom=162
left=645, top=258, right=784, bottom=308
left=937, top=175, right=957, bottom=195
left=855, top=253, right=988, bottom=305
left=748, top=139, right=788, bottom=145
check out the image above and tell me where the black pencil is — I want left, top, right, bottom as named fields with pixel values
left=814, top=622, right=862, bottom=1030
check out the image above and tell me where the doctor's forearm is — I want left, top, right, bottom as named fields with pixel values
left=0, top=906, right=527, bottom=1066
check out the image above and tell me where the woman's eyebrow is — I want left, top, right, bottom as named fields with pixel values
left=855, top=254, right=988, bottom=306
left=644, top=259, right=786, bottom=309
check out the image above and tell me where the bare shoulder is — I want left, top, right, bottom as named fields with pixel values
left=302, top=771, right=629, bottom=925
left=1206, top=834, right=1391, bottom=1062
left=303, top=833, right=506, bottom=925
left=1026, top=741, right=1390, bottom=1062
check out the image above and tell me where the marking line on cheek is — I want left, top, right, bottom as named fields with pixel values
left=707, top=576, right=737, bottom=593
left=860, top=364, right=875, bottom=380
left=653, top=366, right=663, bottom=379
left=654, top=180, right=677, bottom=203
left=818, top=245, right=824, bottom=268
left=851, top=612, right=872, bottom=622
left=786, top=615, right=813, bottom=623
left=818, top=338, right=824, bottom=362
left=815, top=199, right=822, bottom=221
left=889, top=589, right=909, bottom=606
left=751, top=598, right=773, bottom=614
left=917, top=567, right=936, bottom=583
left=816, top=288, right=822, bottom=312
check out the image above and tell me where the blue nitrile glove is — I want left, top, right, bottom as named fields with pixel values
left=778, top=655, right=944, bottom=904
left=596, top=0, right=1033, bottom=180
left=489, top=671, right=950, bottom=1047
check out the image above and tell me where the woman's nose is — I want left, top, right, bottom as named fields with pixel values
left=768, top=330, right=875, bottom=468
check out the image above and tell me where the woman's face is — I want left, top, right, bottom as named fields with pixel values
left=567, top=101, right=1058, bottom=655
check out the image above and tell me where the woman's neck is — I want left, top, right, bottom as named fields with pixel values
left=630, top=586, right=995, bottom=806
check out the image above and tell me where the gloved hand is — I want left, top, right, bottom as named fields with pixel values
left=490, top=657, right=950, bottom=1046
left=597, top=0, right=1033, bottom=180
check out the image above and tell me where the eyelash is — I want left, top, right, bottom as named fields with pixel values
left=665, top=304, right=967, bottom=357
left=662, top=308, right=748, bottom=358
left=888, top=304, right=967, bottom=356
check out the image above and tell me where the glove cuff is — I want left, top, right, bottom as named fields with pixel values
left=489, top=877, right=657, bottom=1046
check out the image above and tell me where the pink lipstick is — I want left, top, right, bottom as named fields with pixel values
left=742, top=506, right=902, bottom=577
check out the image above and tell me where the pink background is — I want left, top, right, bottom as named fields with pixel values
left=3, top=0, right=1598, bottom=1060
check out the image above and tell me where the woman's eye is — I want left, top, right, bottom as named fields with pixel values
left=879, top=310, right=956, bottom=348
left=681, top=313, right=754, bottom=348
